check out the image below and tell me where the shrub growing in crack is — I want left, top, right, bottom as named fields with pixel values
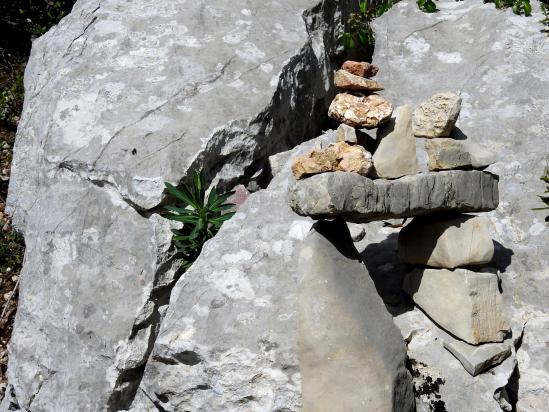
left=342, top=0, right=396, bottom=49
left=164, top=170, right=235, bottom=270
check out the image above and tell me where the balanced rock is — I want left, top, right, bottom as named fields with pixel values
left=335, top=123, right=358, bottom=144
left=426, top=138, right=472, bottom=170
left=398, top=214, right=494, bottom=269
left=403, top=268, right=509, bottom=344
left=372, top=105, right=419, bottom=178
left=334, top=69, right=384, bottom=91
left=341, top=60, right=379, bottom=77
left=328, top=93, right=393, bottom=128
left=291, top=141, right=372, bottom=179
left=289, top=170, right=499, bottom=223
left=443, top=340, right=512, bottom=376
left=413, top=92, right=462, bottom=138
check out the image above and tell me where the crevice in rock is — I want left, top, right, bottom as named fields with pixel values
left=495, top=323, right=525, bottom=411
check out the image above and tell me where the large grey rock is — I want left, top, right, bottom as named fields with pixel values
left=373, top=1, right=549, bottom=408
left=403, top=268, right=509, bottom=344
left=289, top=170, right=499, bottom=223
left=3, top=0, right=358, bottom=409
left=129, top=135, right=414, bottom=411
left=443, top=339, right=512, bottom=377
left=398, top=214, right=494, bottom=269
left=372, top=105, right=419, bottom=178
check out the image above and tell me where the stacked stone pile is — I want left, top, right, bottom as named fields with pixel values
left=288, top=61, right=511, bottom=378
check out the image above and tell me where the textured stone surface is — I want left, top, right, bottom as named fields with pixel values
left=426, top=138, right=472, bottom=170
left=398, top=214, right=494, bottom=269
left=443, top=340, right=512, bottom=377
left=341, top=60, right=379, bottom=77
left=373, top=1, right=549, bottom=407
left=413, top=92, right=462, bottom=138
left=3, top=0, right=357, bottom=409
left=347, top=222, right=366, bottom=242
left=335, top=123, right=357, bottom=144
left=372, top=105, right=419, bottom=178
left=403, top=268, right=509, bottom=344
left=289, top=170, right=499, bottom=223
left=334, top=69, right=384, bottom=91
left=291, top=141, right=372, bottom=179
left=129, top=134, right=413, bottom=411
left=328, top=93, right=393, bottom=128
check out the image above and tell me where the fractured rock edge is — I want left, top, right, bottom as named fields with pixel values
left=3, top=0, right=359, bottom=410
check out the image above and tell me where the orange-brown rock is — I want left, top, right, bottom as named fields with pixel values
left=342, top=61, right=379, bottom=78
left=334, top=70, right=384, bottom=91
left=328, top=93, right=393, bottom=129
left=292, top=142, right=373, bottom=179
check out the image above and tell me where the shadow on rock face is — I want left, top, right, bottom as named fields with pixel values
left=451, top=126, right=468, bottom=140
left=313, top=218, right=360, bottom=260
left=359, top=232, right=414, bottom=314
left=492, top=240, right=514, bottom=274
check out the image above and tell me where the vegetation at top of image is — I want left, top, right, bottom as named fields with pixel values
left=417, top=0, right=438, bottom=13
left=484, top=0, right=532, bottom=16
left=1, top=0, right=76, bottom=38
left=342, top=0, right=395, bottom=49
left=541, top=1, right=549, bottom=28
left=532, top=167, right=549, bottom=222
left=164, top=171, right=235, bottom=271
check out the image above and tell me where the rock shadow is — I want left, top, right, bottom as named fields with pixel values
left=450, top=126, right=468, bottom=140
left=359, top=232, right=414, bottom=314
left=491, top=240, right=514, bottom=274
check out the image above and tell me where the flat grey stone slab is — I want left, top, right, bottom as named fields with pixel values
left=443, top=340, right=512, bottom=377
left=289, top=170, right=499, bottom=223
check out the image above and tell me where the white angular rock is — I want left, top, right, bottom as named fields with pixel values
left=443, top=340, right=512, bottom=377
left=413, top=92, right=462, bottom=138
left=347, top=222, right=366, bottom=242
left=373, top=105, right=419, bottom=178
left=335, top=123, right=358, bottom=144
left=398, top=214, right=494, bottom=269
left=403, top=268, right=509, bottom=344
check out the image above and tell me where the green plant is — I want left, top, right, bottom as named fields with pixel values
left=417, top=0, right=438, bottom=13
left=163, top=171, right=235, bottom=270
left=0, top=74, right=24, bottom=128
left=541, top=2, right=549, bottom=28
left=484, top=0, right=532, bottom=16
left=342, top=1, right=395, bottom=49
left=533, top=167, right=549, bottom=221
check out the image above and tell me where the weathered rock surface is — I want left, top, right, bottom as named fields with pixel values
left=334, top=69, right=384, bottom=91
left=373, top=1, right=549, bottom=409
left=372, top=105, right=419, bottom=178
left=426, top=138, right=472, bottom=170
left=403, top=268, right=509, bottom=344
left=413, top=92, right=462, bottom=138
left=289, top=170, right=499, bottom=223
left=129, top=134, right=413, bottom=411
left=398, top=214, right=494, bottom=269
left=3, top=0, right=358, bottom=409
left=335, top=123, right=358, bottom=144
left=443, top=340, right=512, bottom=377
left=291, top=141, right=372, bottom=179
left=341, top=60, right=379, bottom=77
left=328, top=93, right=393, bottom=128
left=347, top=222, right=366, bottom=242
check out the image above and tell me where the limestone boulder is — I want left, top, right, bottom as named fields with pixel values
left=291, top=141, right=372, bottom=179
left=403, top=268, right=510, bottom=344
left=413, top=92, right=462, bottom=138
left=372, top=105, right=419, bottom=178
left=289, top=170, right=499, bottom=223
left=398, top=214, right=494, bottom=269
left=328, top=93, right=393, bottom=128
left=129, top=134, right=414, bottom=411
left=334, top=69, right=384, bottom=91
left=425, top=138, right=472, bottom=171
left=341, top=60, right=379, bottom=77
left=443, top=340, right=512, bottom=377
left=3, top=0, right=358, bottom=409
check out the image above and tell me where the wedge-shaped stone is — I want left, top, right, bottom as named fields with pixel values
left=334, top=69, right=384, bottom=91
left=443, top=340, right=512, bottom=376
left=373, top=105, right=419, bottom=178
left=288, top=170, right=499, bottom=223
left=398, top=214, right=494, bottom=268
left=328, top=93, right=393, bottom=128
left=403, top=268, right=510, bottom=344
